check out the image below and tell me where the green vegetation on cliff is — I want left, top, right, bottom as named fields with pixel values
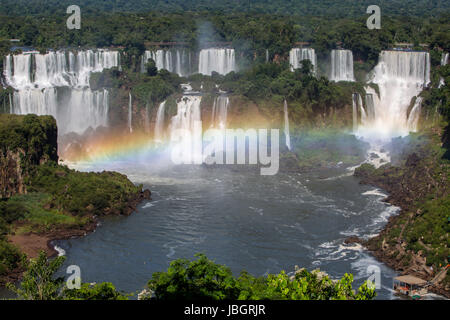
left=0, top=114, right=149, bottom=285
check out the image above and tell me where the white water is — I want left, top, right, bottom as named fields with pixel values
left=407, top=97, right=423, bottom=132
left=198, top=48, right=236, bottom=76
left=352, top=94, right=358, bottom=132
left=128, top=93, right=133, bottom=133
left=141, top=49, right=192, bottom=77
left=357, top=50, right=430, bottom=139
left=4, top=50, right=119, bottom=134
left=154, top=101, right=167, bottom=142
left=170, top=96, right=203, bottom=163
left=330, top=49, right=354, bottom=82
left=284, top=100, right=291, bottom=150
left=289, top=48, right=317, bottom=74
left=442, top=52, right=449, bottom=66
left=439, top=52, right=449, bottom=88
left=210, top=96, right=229, bottom=129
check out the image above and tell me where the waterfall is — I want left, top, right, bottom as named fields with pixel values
left=141, top=49, right=191, bottom=77
left=266, top=49, right=269, bottom=63
left=284, top=100, right=291, bottom=150
left=407, top=97, right=422, bottom=132
left=441, top=52, right=449, bottom=66
left=330, top=49, right=354, bottom=82
left=4, top=49, right=119, bottom=134
left=439, top=52, right=449, bottom=88
left=170, top=96, right=203, bottom=164
left=289, top=48, right=317, bottom=74
left=128, top=93, right=133, bottom=133
left=352, top=94, right=358, bottom=132
left=365, top=92, right=376, bottom=122
left=210, top=96, right=229, bottom=129
left=154, top=100, right=166, bottom=142
left=358, top=50, right=430, bottom=138
left=352, top=93, right=367, bottom=131
left=198, top=48, right=236, bottom=76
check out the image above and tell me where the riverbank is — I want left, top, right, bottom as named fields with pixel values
left=354, top=128, right=450, bottom=298
left=0, top=114, right=151, bottom=286
left=1, top=187, right=151, bottom=286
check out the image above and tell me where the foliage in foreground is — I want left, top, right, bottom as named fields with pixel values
left=6, top=252, right=376, bottom=300
left=7, top=251, right=127, bottom=300
left=146, top=254, right=376, bottom=300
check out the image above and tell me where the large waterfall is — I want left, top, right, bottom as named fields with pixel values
left=198, top=48, right=236, bottom=76
left=330, top=49, right=354, bottom=82
left=289, top=48, right=317, bottom=74
left=170, top=96, right=203, bottom=164
left=358, top=50, right=430, bottom=138
left=141, top=49, right=192, bottom=77
left=4, top=50, right=119, bottom=134
left=210, top=96, right=229, bottom=129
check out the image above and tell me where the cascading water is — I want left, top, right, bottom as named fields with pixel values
left=365, top=91, right=376, bottom=123
left=407, top=97, right=423, bottom=132
left=330, top=49, right=354, bottom=82
left=210, top=96, right=229, bottom=129
left=128, top=93, right=133, bottom=133
left=154, top=100, right=167, bottom=142
left=170, top=96, right=203, bottom=164
left=141, top=49, right=192, bottom=77
left=284, top=99, right=291, bottom=150
left=4, top=50, right=119, bottom=134
left=439, top=52, right=449, bottom=88
left=357, top=50, right=430, bottom=139
left=352, top=94, right=358, bottom=133
left=198, top=48, right=236, bottom=76
left=289, top=48, right=317, bottom=74
left=442, top=52, right=449, bottom=66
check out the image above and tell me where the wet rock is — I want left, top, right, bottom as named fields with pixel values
left=344, top=236, right=362, bottom=244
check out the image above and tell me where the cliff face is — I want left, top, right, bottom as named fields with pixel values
left=0, top=114, right=58, bottom=198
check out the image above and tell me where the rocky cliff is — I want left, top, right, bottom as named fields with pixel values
left=0, top=114, right=58, bottom=198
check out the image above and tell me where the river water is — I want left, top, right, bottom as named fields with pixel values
left=47, top=155, right=403, bottom=299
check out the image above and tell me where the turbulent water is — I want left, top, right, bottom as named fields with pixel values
left=54, top=159, right=402, bottom=299
left=357, top=50, right=430, bottom=139
left=289, top=48, right=317, bottom=74
left=330, top=49, right=354, bottom=82
left=198, top=48, right=236, bottom=76
left=4, top=50, right=119, bottom=134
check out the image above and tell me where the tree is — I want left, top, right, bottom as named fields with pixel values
left=7, top=251, right=65, bottom=300
left=63, top=282, right=128, bottom=300
left=147, top=254, right=377, bottom=300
